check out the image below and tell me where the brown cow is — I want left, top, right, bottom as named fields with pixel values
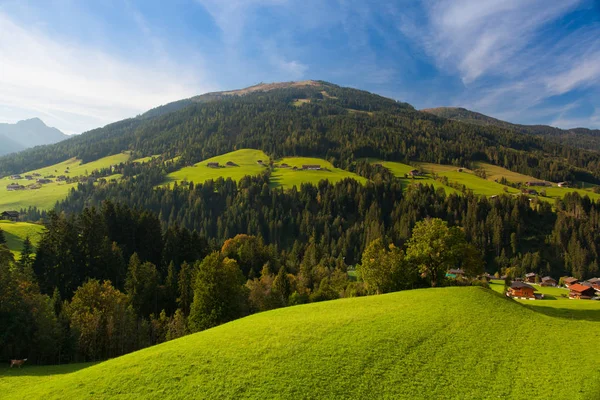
left=10, top=359, right=27, bottom=368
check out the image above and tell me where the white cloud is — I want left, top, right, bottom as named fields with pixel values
left=419, top=0, right=581, bottom=83
left=0, top=12, right=215, bottom=134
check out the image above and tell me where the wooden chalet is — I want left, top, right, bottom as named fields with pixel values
left=302, top=165, right=322, bottom=170
left=568, top=283, right=596, bottom=300
left=507, top=282, right=537, bottom=299
left=587, top=278, right=600, bottom=291
left=226, top=161, right=236, bottom=166
left=557, top=182, right=569, bottom=188
left=563, top=277, right=579, bottom=287
left=1, top=211, right=19, bottom=221
left=6, top=183, right=24, bottom=191
left=408, top=169, right=422, bottom=177
left=280, top=163, right=289, bottom=168
left=206, top=162, right=220, bottom=168
left=524, top=273, right=538, bottom=283
left=37, top=178, right=53, bottom=184
left=9, top=174, right=22, bottom=180
left=540, top=276, right=557, bottom=287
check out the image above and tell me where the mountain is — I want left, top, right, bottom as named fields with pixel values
left=0, top=118, right=67, bottom=156
left=422, top=107, right=600, bottom=151
left=1, top=80, right=599, bottom=185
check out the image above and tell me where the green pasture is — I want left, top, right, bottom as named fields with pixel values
left=2, top=287, right=599, bottom=399
left=0, top=220, right=45, bottom=258
left=164, top=149, right=269, bottom=186
left=271, top=157, right=367, bottom=189
left=0, top=153, right=131, bottom=210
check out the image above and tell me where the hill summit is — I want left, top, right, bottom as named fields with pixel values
left=0, top=118, right=67, bottom=156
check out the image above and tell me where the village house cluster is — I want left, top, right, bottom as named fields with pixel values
left=445, top=268, right=599, bottom=301
left=505, top=273, right=600, bottom=300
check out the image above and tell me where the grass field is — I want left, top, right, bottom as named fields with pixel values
left=0, top=153, right=131, bottom=210
left=489, top=280, right=600, bottom=320
left=271, top=157, right=367, bottom=189
left=375, top=160, right=600, bottom=201
left=164, top=149, right=270, bottom=186
left=0, top=220, right=44, bottom=258
left=1, top=287, right=599, bottom=399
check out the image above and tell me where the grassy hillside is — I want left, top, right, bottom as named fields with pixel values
left=374, top=160, right=600, bottom=201
left=0, top=220, right=44, bottom=257
left=0, top=153, right=130, bottom=210
left=271, top=157, right=367, bottom=189
left=164, top=149, right=270, bottom=186
left=370, top=160, right=459, bottom=194
left=165, top=151, right=367, bottom=189
left=2, top=287, right=599, bottom=399
left=489, top=280, right=600, bottom=320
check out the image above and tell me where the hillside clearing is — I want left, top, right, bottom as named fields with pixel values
left=271, top=157, right=367, bottom=189
left=0, top=153, right=131, bottom=210
left=0, top=220, right=44, bottom=258
left=1, top=287, right=599, bottom=399
left=164, top=149, right=270, bottom=186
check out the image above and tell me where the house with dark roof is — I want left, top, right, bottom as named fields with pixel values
left=6, top=183, right=24, bottom=191
left=563, top=277, right=579, bottom=287
left=540, top=276, right=557, bottom=287
left=408, top=169, right=422, bottom=177
left=206, top=162, right=220, bottom=168
left=507, top=282, right=537, bottom=299
left=1, top=211, right=19, bottom=221
left=226, top=161, right=236, bottom=166
left=568, top=284, right=596, bottom=299
left=587, top=278, right=600, bottom=291
left=302, top=165, right=322, bottom=170
left=524, top=273, right=538, bottom=283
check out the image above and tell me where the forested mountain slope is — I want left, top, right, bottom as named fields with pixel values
left=1, top=81, right=599, bottom=184
left=423, top=107, right=600, bottom=151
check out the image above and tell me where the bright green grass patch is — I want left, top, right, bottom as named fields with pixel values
left=0, top=153, right=131, bottom=210
left=292, top=99, right=311, bottom=107
left=164, top=149, right=269, bottom=186
left=489, top=280, right=600, bottom=320
left=417, top=163, right=521, bottom=197
left=372, top=161, right=459, bottom=195
left=0, top=220, right=45, bottom=258
left=271, top=157, right=367, bottom=189
left=2, top=287, right=599, bottom=399
left=132, top=155, right=160, bottom=164
left=473, top=162, right=537, bottom=183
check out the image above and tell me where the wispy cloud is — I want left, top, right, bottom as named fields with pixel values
left=395, top=0, right=600, bottom=128
left=0, top=11, right=215, bottom=134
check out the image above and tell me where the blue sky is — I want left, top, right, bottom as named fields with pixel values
left=0, top=0, right=599, bottom=134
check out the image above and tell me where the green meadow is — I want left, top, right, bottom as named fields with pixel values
left=1, top=287, right=599, bottom=399
left=271, top=157, right=367, bottom=189
left=0, top=220, right=44, bottom=258
left=374, top=160, right=600, bottom=201
left=489, top=280, right=600, bottom=320
left=164, top=149, right=270, bottom=186
left=0, top=153, right=131, bottom=210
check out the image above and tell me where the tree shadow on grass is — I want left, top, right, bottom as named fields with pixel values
left=523, top=304, right=600, bottom=322
left=0, top=362, right=97, bottom=377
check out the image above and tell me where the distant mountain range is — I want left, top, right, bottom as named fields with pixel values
left=0, top=118, right=67, bottom=156
left=422, top=107, right=600, bottom=151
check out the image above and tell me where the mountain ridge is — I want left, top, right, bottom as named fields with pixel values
left=422, top=107, right=600, bottom=150
left=0, top=118, right=67, bottom=156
